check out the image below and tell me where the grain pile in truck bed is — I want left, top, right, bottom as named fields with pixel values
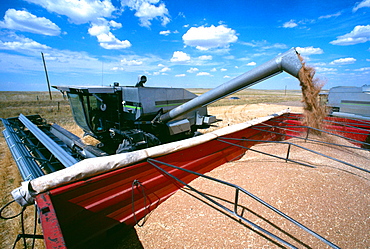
left=125, top=134, right=369, bottom=249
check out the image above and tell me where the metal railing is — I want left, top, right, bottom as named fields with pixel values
left=147, top=158, right=340, bottom=249
left=255, top=122, right=370, bottom=152
left=218, top=137, right=369, bottom=174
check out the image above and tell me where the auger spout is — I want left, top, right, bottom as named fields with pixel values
left=159, top=48, right=302, bottom=123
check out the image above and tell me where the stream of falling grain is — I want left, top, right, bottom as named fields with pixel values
left=298, top=55, right=327, bottom=134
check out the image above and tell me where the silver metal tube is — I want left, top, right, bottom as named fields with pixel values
left=50, top=124, right=108, bottom=158
left=19, top=114, right=78, bottom=167
left=159, top=48, right=302, bottom=123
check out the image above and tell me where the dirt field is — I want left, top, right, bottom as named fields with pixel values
left=1, top=91, right=369, bottom=248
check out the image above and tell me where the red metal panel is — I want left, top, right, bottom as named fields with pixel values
left=42, top=126, right=278, bottom=247
left=36, top=114, right=370, bottom=248
left=33, top=116, right=295, bottom=248
left=282, top=115, right=370, bottom=147
left=324, top=116, right=370, bottom=129
left=36, top=193, right=67, bottom=249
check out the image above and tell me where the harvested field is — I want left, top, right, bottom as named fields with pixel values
left=205, top=103, right=303, bottom=132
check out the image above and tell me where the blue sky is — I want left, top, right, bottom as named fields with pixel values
left=0, top=0, right=369, bottom=91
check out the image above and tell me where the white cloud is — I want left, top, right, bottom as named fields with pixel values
left=0, top=35, right=105, bottom=74
left=319, top=12, right=341, bottom=19
left=330, top=25, right=370, bottom=45
left=242, top=40, right=287, bottom=50
left=221, top=68, right=227, bottom=71
left=159, top=30, right=170, bottom=36
left=120, top=58, right=143, bottom=66
left=330, top=57, right=357, bottom=65
left=198, top=55, right=212, bottom=60
left=296, top=46, right=324, bottom=55
left=111, top=54, right=164, bottom=73
left=0, top=9, right=61, bottom=36
left=354, top=67, right=370, bottom=71
left=0, top=33, right=161, bottom=75
left=0, top=34, right=50, bottom=52
left=111, top=66, right=124, bottom=71
left=25, top=0, right=116, bottom=24
left=175, top=74, right=186, bottom=77
left=246, top=62, right=256, bottom=66
left=311, top=62, right=327, bottom=66
left=223, top=55, right=235, bottom=60
left=197, top=72, right=211, bottom=76
left=177, top=12, right=185, bottom=18
left=187, top=67, right=199, bottom=73
left=88, top=18, right=131, bottom=49
left=210, top=68, right=217, bottom=72
left=315, top=67, right=337, bottom=73
left=88, top=20, right=109, bottom=36
left=283, top=19, right=298, bottom=28
left=109, top=20, right=122, bottom=29
left=182, top=25, right=238, bottom=51
left=283, top=19, right=315, bottom=29
left=242, top=40, right=260, bottom=47
left=21, top=0, right=133, bottom=49
left=170, top=51, right=190, bottom=62
left=159, top=30, right=178, bottom=36
left=159, top=66, right=170, bottom=72
left=265, top=43, right=288, bottom=50
left=353, top=0, right=370, bottom=12
left=122, top=0, right=170, bottom=28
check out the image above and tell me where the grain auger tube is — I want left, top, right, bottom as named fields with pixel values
left=159, top=48, right=302, bottom=123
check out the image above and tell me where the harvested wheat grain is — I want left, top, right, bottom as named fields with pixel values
left=133, top=135, right=369, bottom=249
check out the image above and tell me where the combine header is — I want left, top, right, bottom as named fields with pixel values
left=1, top=48, right=369, bottom=248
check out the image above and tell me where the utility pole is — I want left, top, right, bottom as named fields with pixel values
left=41, top=52, right=52, bottom=100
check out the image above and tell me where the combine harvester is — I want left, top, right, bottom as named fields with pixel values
left=1, top=48, right=369, bottom=248
left=325, top=84, right=370, bottom=120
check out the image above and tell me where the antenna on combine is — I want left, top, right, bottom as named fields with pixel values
left=41, top=52, right=52, bottom=100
